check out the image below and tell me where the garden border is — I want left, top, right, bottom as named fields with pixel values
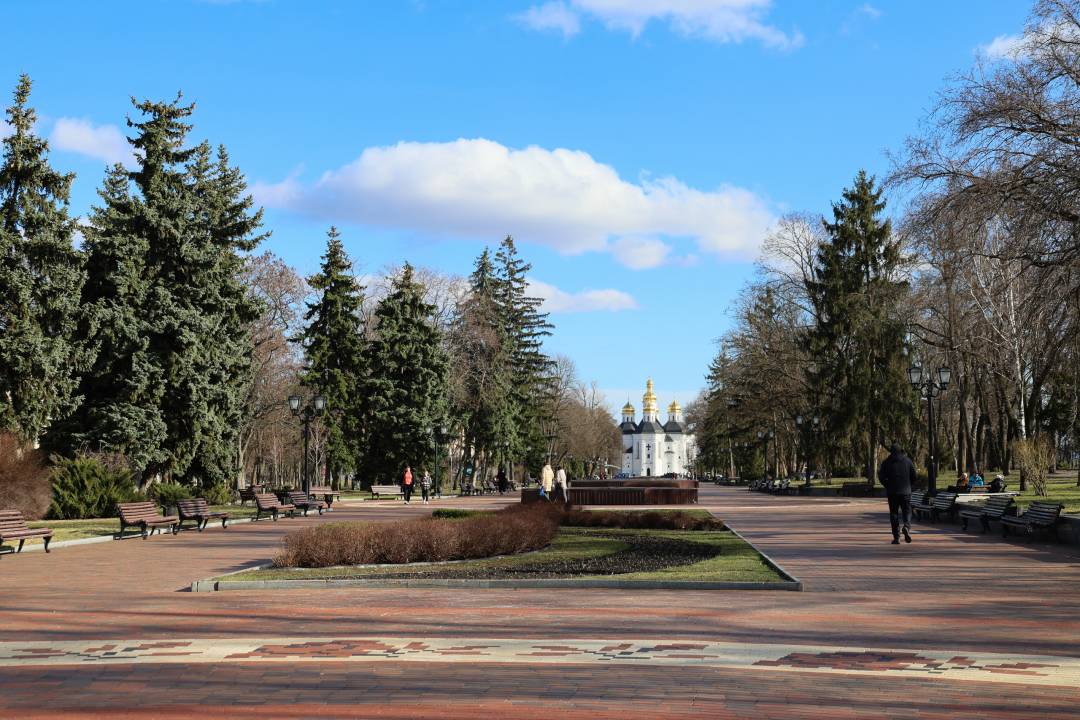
left=190, top=520, right=803, bottom=592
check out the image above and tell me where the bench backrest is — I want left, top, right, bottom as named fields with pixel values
left=1021, top=501, right=1063, bottom=523
left=176, top=498, right=210, bottom=516
left=372, top=484, right=400, bottom=492
left=981, top=495, right=1014, bottom=517
left=309, top=486, right=336, bottom=494
left=0, top=510, right=31, bottom=534
left=118, top=501, right=165, bottom=521
left=911, top=490, right=927, bottom=505
left=287, top=491, right=314, bottom=505
left=931, top=492, right=957, bottom=509
left=254, top=492, right=281, bottom=509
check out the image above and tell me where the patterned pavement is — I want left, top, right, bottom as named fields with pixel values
left=1, top=486, right=1079, bottom=718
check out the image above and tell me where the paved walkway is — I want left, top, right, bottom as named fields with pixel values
left=1, top=487, right=1078, bottom=718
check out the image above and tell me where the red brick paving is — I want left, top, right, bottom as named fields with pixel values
left=1, top=487, right=1078, bottom=718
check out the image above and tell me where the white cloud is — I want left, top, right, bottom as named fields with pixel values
left=527, top=278, right=638, bottom=313
left=518, top=0, right=803, bottom=50
left=857, top=3, right=882, bottom=20
left=254, top=138, right=775, bottom=267
left=978, top=33, right=1026, bottom=60
left=611, top=236, right=671, bottom=269
left=49, top=118, right=134, bottom=167
left=516, top=1, right=581, bottom=37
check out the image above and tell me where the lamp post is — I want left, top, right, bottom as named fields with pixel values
left=427, top=425, right=447, bottom=498
left=756, top=429, right=775, bottom=479
left=908, top=364, right=951, bottom=495
left=288, top=393, right=326, bottom=496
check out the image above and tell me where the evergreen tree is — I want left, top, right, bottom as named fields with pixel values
left=361, top=263, right=449, bottom=483
left=0, top=75, right=85, bottom=442
left=494, top=236, right=554, bottom=469
left=58, top=96, right=264, bottom=485
left=808, top=171, right=912, bottom=482
left=451, top=248, right=514, bottom=472
left=296, top=227, right=366, bottom=484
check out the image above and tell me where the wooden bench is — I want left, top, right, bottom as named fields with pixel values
left=1001, top=501, right=1064, bottom=540
left=370, top=484, right=403, bottom=500
left=176, top=498, right=230, bottom=531
left=911, top=490, right=933, bottom=519
left=0, top=510, right=53, bottom=554
left=309, top=485, right=341, bottom=509
left=286, top=491, right=326, bottom=516
left=254, top=492, right=295, bottom=521
left=238, top=487, right=263, bottom=506
left=959, top=495, right=1015, bottom=533
left=118, top=501, right=179, bottom=539
left=928, top=492, right=959, bottom=522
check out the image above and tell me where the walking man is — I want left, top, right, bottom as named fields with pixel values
left=554, top=465, right=569, bottom=504
left=878, top=443, right=915, bottom=544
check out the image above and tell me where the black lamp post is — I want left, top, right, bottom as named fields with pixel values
left=427, top=425, right=447, bottom=498
left=908, top=364, right=951, bottom=495
left=756, top=429, right=775, bottom=478
left=288, top=393, right=326, bottom=496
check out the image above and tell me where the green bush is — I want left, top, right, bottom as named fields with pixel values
left=149, top=482, right=194, bottom=506
left=430, top=508, right=482, bottom=519
left=48, top=455, right=143, bottom=519
left=202, top=483, right=233, bottom=505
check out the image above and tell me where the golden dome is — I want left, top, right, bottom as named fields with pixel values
left=668, top=399, right=682, bottom=414
left=622, top=400, right=635, bottom=415
left=642, top=378, right=658, bottom=415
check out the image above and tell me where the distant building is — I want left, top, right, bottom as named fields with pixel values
left=619, top=378, right=696, bottom=477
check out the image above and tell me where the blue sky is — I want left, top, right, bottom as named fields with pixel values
left=1, top=0, right=1031, bottom=416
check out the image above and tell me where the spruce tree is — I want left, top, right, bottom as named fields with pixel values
left=494, top=236, right=554, bottom=469
left=361, top=263, right=449, bottom=483
left=0, top=75, right=85, bottom=442
left=808, top=171, right=912, bottom=483
left=452, top=248, right=514, bottom=471
left=296, top=228, right=366, bottom=484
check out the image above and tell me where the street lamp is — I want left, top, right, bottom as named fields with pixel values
left=427, top=425, right=448, bottom=498
left=908, top=364, right=951, bottom=495
left=288, top=393, right=326, bottom=495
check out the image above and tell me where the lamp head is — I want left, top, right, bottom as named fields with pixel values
left=938, top=366, right=951, bottom=389
left=907, top=365, right=923, bottom=387
left=288, top=395, right=301, bottom=413
left=314, top=395, right=326, bottom=413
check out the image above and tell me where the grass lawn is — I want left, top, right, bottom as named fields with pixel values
left=13, top=503, right=259, bottom=548
left=217, top=525, right=786, bottom=584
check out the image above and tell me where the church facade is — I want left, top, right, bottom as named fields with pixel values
left=620, top=379, right=697, bottom=477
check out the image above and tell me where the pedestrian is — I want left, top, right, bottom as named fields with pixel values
left=541, top=462, right=554, bottom=501
left=878, top=442, right=916, bottom=544
left=555, top=465, right=569, bottom=504
left=402, top=465, right=414, bottom=505
left=497, top=467, right=508, bottom=494
left=420, top=469, right=432, bottom=504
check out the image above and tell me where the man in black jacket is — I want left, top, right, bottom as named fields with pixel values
left=878, top=443, right=916, bottom=544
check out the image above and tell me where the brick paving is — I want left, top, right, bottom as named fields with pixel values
left=1, top=486, right=1078, bottom=718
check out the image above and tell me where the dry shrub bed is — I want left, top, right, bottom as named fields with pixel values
left=561, top=509, right=723, bottom=531
left=0, top=432, right=51, bottom=520
left=275, top=503, right=562, bottom=569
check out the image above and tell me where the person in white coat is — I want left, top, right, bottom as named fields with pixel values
left=555, top=465, right=569, bottom=504
left=540, top=463, right=555, bottom=500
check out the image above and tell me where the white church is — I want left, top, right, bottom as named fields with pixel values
left=619, top=379, right=697, bottom=477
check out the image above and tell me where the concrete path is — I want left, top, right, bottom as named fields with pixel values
left=1, top=486, right=1078, bottom=718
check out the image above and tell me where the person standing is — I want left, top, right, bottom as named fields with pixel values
left=540, top=462, right=554, bottom=501
left=878, top=443, right=916, bottom=544
left=402, top=465, right=414, bottom=505
left=555, top=465, right=569, bottom=505
left=497, top=467, right=508, bottom=495
left=420, top=469, right=432, bottom=504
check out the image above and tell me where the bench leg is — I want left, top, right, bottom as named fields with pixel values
left=960, top=517, right=969, bottom=531
left=17, top=539, right=24, bottom=553
left=980, top=517, right=990, bottom=533
left=43, top=536, right=50, bottom=553
left=142, top=526, right=148, bottom=539
left=221, top=518, right=228, bottom=529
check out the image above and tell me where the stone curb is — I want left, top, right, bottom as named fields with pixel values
left=196, top=577, right=802, bottom=592
left=724, top=524, right=803, bottom=588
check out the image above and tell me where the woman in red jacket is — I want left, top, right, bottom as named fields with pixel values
left=402, top=466, right=414, bottom=504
